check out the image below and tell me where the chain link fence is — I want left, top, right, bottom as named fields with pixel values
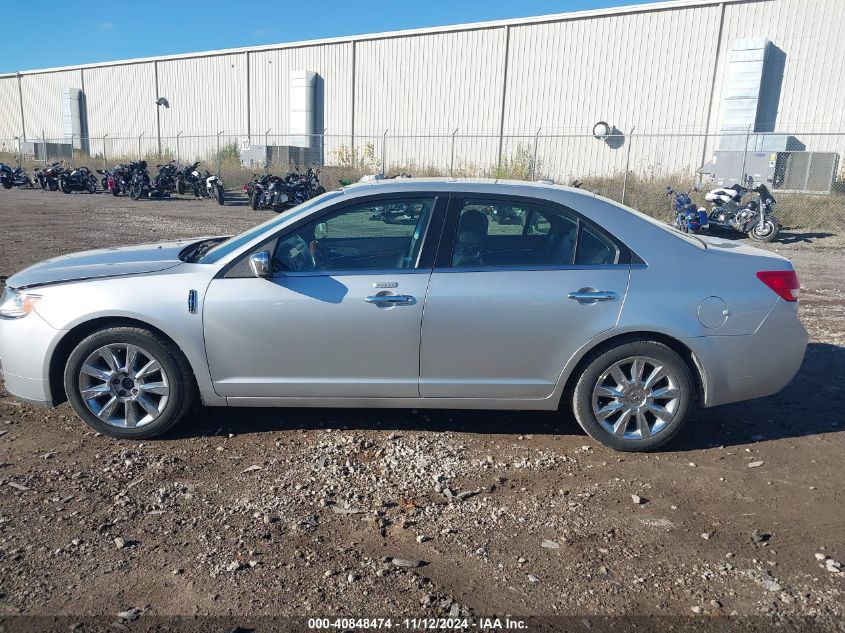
left=1, top=130, right=842, bottom=233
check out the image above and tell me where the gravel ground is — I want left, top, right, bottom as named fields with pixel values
left=0, top=188, right=843, bottom=626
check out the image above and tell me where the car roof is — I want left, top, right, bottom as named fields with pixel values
left=339, top=177, right=595, bottom=200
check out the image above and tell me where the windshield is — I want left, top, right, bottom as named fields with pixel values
left=197, top=190, right=344, bottom=264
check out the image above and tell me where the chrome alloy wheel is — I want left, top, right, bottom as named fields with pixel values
left=77, top=344, right=170, bottom=428
left=591, top=356, right=681, bottom=440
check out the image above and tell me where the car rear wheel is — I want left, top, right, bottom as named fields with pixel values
left=572, top=340, right=693, bottom=451
left=64, top=327, right=196, bottom=439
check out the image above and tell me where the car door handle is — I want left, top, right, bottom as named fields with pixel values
left=365, top=294, right=416, bottom=305
left=567, top=290, right=617, bottom=303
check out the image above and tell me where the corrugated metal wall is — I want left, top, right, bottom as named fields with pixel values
left=19, top=69, right=82, bottom=140
left=0, top=77, right=21, bottom=141
left=83, top=63, right=158, bottom=158
left=714, top=0, right=845, bottom=136
left=2, top=0, right=844, bottom=177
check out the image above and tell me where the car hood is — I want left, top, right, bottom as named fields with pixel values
left=6, top=240, right=196, bottom=289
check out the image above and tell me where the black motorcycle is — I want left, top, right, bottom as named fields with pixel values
left=127, top=161, right=151, bottom=200
left=35, top=162, right=65, bottom=191
left=0, top=163, right=34, bottom=189
left=58, top=166, right=97, bottom=194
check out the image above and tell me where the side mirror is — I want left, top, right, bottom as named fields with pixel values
left=314, top=222, right=328, bottom=240
left=248, top=251, right=272, bottom=278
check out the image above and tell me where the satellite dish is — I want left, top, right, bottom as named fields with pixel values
left=155, top=97, right=170, bottom=108
left=592, top=121, right=611, bottom=139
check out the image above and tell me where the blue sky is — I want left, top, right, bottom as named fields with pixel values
left=0, top=0, right=663, bottom=73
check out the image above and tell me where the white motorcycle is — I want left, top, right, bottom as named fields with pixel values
left=704, top=182, right=780, bottom=242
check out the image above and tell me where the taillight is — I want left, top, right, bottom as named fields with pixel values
left=756, top=270, right=800, bottom=302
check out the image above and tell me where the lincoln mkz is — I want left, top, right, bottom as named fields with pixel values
left=0, top=180, right=807, bottom=451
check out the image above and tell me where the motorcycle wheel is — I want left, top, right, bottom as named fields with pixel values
left=28, top=178, right=35, bottom=188
left=749, top=218, right=780, bottom=243
left=49, top=181, right=59, bottom=192
left=86, top=179, right=97, bottom=194
left=215, top=185, right=225, bottom=206
left=60, top=178, right=71, bottom=194
left=129, top=184, right=143, bottom=201
left=1, top=180, right=11, bottom=190
left=250, top=191, right=260, bottom=211
left=111, top=184, right=120, bottom=197
left=39, top=177, right=48, bottom=191
left=176, top=179, right=185, bottom=195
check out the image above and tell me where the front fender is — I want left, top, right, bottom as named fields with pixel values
left=33, top=268, right=225, bottom=406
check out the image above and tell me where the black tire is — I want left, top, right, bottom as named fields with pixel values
left=64, top=326, right=196, bottom=440
left=1, top=180, right=11, bottom=190
left=250, top=190, right=260, bottom=211
left=111, top=184, right=120, bottom=196
left=176, top=178, right=185, bottom=195
left=129, top=182, right=143, bottom=200
left=571, top=339, right=693, bottom=452
left=39, top=177, right=48, bottom=191
left=59, top=177, right=71, bottom=194
left=28, top=178, right=35, bottom=188
left=749, top=218, right=780, bottom=243
left=214, top=185, right=225, bottom=206
left=49, top=180, right=59, bottom=191
left=86, top=178, right=97, bottom=194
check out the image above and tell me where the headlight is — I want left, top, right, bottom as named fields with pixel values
left=0, top=287, right=42, bottom=319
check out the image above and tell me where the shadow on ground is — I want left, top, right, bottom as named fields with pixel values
left=172, top=342, right=845, bottom=452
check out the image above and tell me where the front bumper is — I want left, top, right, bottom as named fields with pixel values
left=0, top=310, right=61, bottom=406
left=683, top=298, right=808, bottom=408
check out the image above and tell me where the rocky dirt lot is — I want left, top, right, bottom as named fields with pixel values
left=0, top=188, right=843, bottom=628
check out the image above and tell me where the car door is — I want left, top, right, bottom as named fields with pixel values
left=203, top=194, right=445, bottom=399
left=419, top=194, right=631, bottom=400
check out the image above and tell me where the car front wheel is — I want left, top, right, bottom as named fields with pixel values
left=572, top=340, right=693, bottom=451
left=64, top=326, right=196, bottom=439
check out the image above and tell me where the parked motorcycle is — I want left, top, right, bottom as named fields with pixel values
left=667, top=186, right=707, bottom=234
left=105, top=163, right=134, bottom=196
left=127, top=161, right=151, bottom=200
left=0, top=163, right=34, bottom=189
left=150, top=162, right=179, bottom=196
left=58, top=166, right=97, bottom=194
left=704, top=182, right=781, bottom=242
left=177, top=162, right=225, bottom=205
left=36, top=162, right=66, bottom=191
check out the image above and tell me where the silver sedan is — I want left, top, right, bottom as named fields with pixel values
left=0, top=180, right=807, bottom=451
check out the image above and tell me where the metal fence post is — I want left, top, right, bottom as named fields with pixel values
left=16, top=136, right=22, bottom=167
left=739, top=125, right=752, bottom=185
left=216, top=130, right=224, bottom=175
left=264, top=128, right=271, bottom=167
left=382, top=129, right=388, bottom=175
left=320, top=127, right=327, bottom=167
left=530, top=127, right=541, bottom=180
left=138, top=133, right=144, bottom=159
left=450, top=128, right=459, bottom=177
left=41, top=131, right=46, bottom=165
left=176, top=131, right=182, bottom=164
left=102, top=133, right=108, bottom=168
left=621, top=127, right=636, bottom=206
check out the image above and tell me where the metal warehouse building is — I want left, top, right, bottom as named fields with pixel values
left=1, top=0, right=844, bottom=188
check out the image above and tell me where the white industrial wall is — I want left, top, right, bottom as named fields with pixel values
left=83, top=62, right=157, bottom=158
left=0, top=77, right=21, bottom=142
left=249, top=42, right=353, bottom=164
left=2, top=0, right=844, bottom=178
left=19, top=69, right=82, bottom=141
